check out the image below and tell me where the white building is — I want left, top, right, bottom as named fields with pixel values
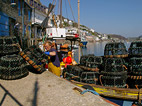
left=29, top=0, right=54, bottom=39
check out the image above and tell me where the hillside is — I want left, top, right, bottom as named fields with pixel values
left=107, top=34, right=127, bottom=40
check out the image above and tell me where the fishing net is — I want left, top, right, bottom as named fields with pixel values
left=104, top=42, right=128, bottom=58
left=129, top=41, right=142, bottom=57
left=0, top=54, right=29, bottom=80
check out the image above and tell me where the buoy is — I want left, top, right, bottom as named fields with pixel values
left=66, top=56, right=72, bottom=64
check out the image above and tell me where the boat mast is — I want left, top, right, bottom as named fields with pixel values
left=60, top=0, right=63, bottom=28
left=78, top=0, right=80, bottom=63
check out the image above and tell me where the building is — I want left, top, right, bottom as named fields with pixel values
left=0, top=0, right=32, bottom=46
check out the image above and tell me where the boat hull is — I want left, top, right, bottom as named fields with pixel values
left=70, top=80, right=142, bottom=101
left=80, top=41, right=88, bottom=47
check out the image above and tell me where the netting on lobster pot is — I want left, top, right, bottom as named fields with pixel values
left=104, top=58, right=126, bottom=72
left=62, top=65, right=82, bottom=82
left=101, top=75, right=127, bottom=88
left=100, top=58, right=127, bottom=88
left=86, top=56, right=103, bottom=69
left=0, top=36, right=19, bottom=56
left=129, top=41, right=142, bottom=57
left=0, top=54, right=29, bottom=80
left=128, top=57, right=142, bottom=76
left=104, top=42, right=128, bottom=58
left=80, top=71, right=99, bottom=84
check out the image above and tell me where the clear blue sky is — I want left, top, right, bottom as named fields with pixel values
left=40, top=0, right=142, bottom=38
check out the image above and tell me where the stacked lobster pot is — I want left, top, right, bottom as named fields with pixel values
left=63, top=54, right=102, bottom=84
left=128, top=41, right=142, bottom=88
left=19, top=45, right=48, bottom=73
left=101, top=42, right=128, bottom=88
left=63, top=65, right=83, bottom=82
left=0, top=36, right=20, bottom=57
left=0, top=54, right=29, bottom=80
left=0, top=36, right=29, bottom=80
left=80, top=55, right=102, bottom=84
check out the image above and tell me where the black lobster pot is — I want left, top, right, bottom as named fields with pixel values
left=80, top=54, right=94, bottom=66
left=101, top=58, right=127, bottom=87
left=85, top=55, right=103, bottom=69
left=0, top=36, right=20, bottom=57
left=63, top=65, right=83, bottom=82
left=129, top=41, right=142, bottom=57
left=127, top=57, right=142, bottom=88
left=104, top=42, right=128, bottom=58
left=80, top=71, right=99, bottom=84
left=20, top=45, right=47, bottom=73
left=0, top=54, right=29, bottom=80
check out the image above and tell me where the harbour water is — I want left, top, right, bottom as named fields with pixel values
left=73, top=41, right=131, bottom=63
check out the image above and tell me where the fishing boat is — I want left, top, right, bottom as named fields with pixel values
left=62, top=41, right=142, bottom=106
left=80, top=37, right=88, bottom=47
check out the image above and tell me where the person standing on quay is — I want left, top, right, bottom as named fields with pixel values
left=44, top=41, right=61, bottom=77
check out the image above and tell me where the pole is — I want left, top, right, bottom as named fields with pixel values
left=22, top=1, right=24, bottom=37
left=60, top=0, right=63, bottom=28
left=78, top=0, right=80, bottom=63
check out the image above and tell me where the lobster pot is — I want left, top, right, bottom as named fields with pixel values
left=127, top=76, right=142, bottom=88
left=0, top=54, right=26, bottom=68
left=0, top=36, right=20, bottom=56
left=129, top=41, right=142, bottom=57
left=71, top=65, right=84, bottom=77
left=0, top=54, right=29, bottom=80
left=19, top=45, right=49, bottom=73
left=80, top=71, right=99, bottom=84
left=128, top=57, right=142, bottom=76
left=23, top=45, right=48, bottom=65
left=104, top=42, right=128, bottom=58
left=101, top=71, right=127, bottom=87
left=86, top=56, right=103, bottom=69
left=80, top=54, right=94, bottom=66
left=104, top=58, right=126, bottom=72
left=101, top=75, right=127, bottom=88
left=63, top=65, right=83, bottom=82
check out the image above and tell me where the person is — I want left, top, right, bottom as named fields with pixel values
left=44, top=41, right=61, bottom=77
left=52, top=42, right=63, bottom=62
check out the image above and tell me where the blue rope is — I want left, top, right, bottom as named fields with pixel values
left=81, top=89, right=99, bottom=95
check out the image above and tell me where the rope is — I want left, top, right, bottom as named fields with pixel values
left=65, top=0, right=68, bottom=19
left=67, top=0, right=76, bottom=22
left=81, top=89, right=99, bottom=95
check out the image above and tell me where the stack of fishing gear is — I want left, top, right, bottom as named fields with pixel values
left=101, top=42, right=128, bottom=88
left=100, top=58, right=127, bottom=87
left=128, top=41, right=142, bottom=88
left=0, top=54, right=29, bottom=80
left=104, top=42, right=128, bottom=58
left=19, top=45, right=48, bottom=73
left=63, top=54, right=102, bottom=84
left=0, top=36, right=20, bottom=57
left=63, top=65, right=83, bottom=82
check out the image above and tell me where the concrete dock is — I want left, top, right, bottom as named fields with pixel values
left=0, top=71, right=114, bottom=106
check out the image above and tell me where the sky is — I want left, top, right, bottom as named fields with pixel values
left=40, top=0, right=142, bottom=38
